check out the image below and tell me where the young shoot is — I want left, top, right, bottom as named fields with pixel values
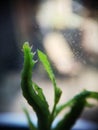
left=21, top=42, right=98, bottom=130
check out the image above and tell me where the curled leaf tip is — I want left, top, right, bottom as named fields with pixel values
left=23, top=42, right=32, bottom=51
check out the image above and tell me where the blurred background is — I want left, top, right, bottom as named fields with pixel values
left=0, top=0, right=98, bottom=126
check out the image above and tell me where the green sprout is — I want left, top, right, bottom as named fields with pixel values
left=21, top=42, right=98, bottom=130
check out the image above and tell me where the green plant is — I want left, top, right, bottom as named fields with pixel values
left=21, top=42, right=98, bottom=130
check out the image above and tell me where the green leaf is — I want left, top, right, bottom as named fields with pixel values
left=38, top=50, right=62, bottom=103
left=37, top=50, right=55, bottom=82
left=21, top=43, right=50, bottom=130
left=54, top=90, right=98, bottom=130
left=38, top=50, right=62, bottom=127
left=32, top=82, right=49, bottom=108
left=54, top=100, right=85, bottom=130
left=55, top=87, right=62, bottom=104
left=55, top=90, right=98, bottom=118
left=23, top=108, right=37, bottom=130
